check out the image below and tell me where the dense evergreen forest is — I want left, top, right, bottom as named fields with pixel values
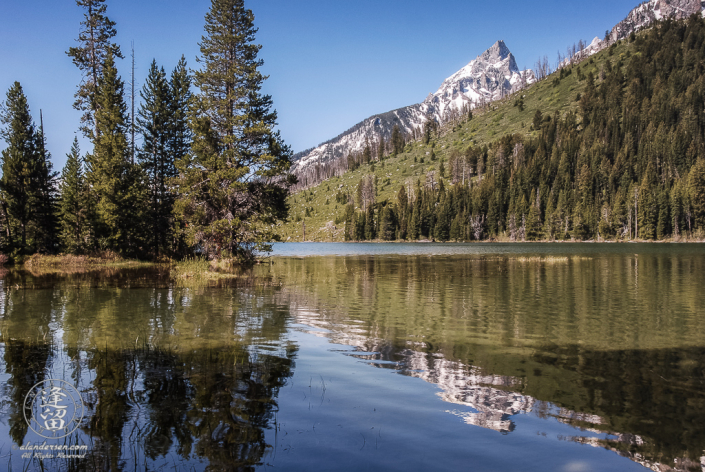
left=341, top=16, right=705, bottom=242
left=6, top=6, right=705, bottom=256
left=0, top=0, right=293, bottom=262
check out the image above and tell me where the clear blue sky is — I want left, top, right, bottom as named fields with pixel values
left=0, top=0, right=639, bottom=169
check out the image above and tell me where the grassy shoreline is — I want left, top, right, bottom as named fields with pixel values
left=22, top=253, right=152, bottom=268
left=276, top=236, right=705, bottom=244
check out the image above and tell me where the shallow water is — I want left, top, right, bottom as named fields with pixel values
left=1, top=244, right=704, bottom=471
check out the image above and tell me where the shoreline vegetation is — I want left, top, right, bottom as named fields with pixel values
left=281, top=237, right=705, bottom=244
left=10, top=235, right=703, bottom=274
left=2, top=235, right=700, bottom=284
left=11, top=253, right=266, bottom=283
left=23, top=252, right=147, bottom=268
left=0, top=0, right=293, bottom=268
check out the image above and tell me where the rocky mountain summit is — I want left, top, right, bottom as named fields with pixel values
left=568, top=0, right=705, bottom=63
left=426, top=40, right=533, bottom=120
left=294, top=0, right=705, bottom=175
left=293, top=40, right=534, bottom=172
left=611, top=0, right=705, bottom=41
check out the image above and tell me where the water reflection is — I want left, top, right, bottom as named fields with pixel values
left=0, top=269, right=296, bottom=471
left=266, top=253, right=705, bottom=471
left=0, top=249, right=704, bottom=471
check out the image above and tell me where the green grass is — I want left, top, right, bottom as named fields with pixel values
left=171, top=257, right=240, bottom=281
left=279, top=41, right=632, bottom=241
left=23, top=252, right=149, bottom=268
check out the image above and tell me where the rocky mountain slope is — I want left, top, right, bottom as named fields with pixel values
left=295, top=0, right=705, bottom=177
left=293, top=40, right=534, bottom=172
left=610, top=0, right=705, bottom=40
left=567, top=0, right=705, bottom=63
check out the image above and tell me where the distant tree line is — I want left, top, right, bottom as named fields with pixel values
left=0, top=0, right=293, bottom=262
left=345, top=16, right=705, bottom=242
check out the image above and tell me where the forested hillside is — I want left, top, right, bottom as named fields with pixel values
left=281, top=15, right=705, bottom=242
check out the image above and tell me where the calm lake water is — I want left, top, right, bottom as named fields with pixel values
left=1, top=243, right=705, bottom=471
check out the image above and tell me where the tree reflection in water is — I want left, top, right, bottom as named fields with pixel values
left=2, top=250, right=705, bottom=471
left=266, top=253, right=705, bottom=471
left=0, top=268, right=296, bottom=471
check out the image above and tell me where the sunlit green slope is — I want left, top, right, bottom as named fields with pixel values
left=279, top=39, right=630, bottom=242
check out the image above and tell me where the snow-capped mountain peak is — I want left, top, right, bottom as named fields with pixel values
left=427, top=40, right=531, bottom=120
left=562, top=0, right=705, bottom=67
left=293, top=41, right=534, bottom=176
left=479, top=40, right=514, bottom=67
left=610, top=0, right=704, bottom=41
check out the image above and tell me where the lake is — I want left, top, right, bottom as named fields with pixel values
left=1, top=243, right=704, bottom=471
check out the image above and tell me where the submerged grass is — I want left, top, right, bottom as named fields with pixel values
left=22, top=253, right=153, bottom=276
left=171, top=257, right=282, bottom=289
left=23, top=252, right=148, bottom=268
left=14, top=254, right=274, bottom=287
left=514, top=256, right=571, bottom=263
left=171, top=257, right=244, bottom=282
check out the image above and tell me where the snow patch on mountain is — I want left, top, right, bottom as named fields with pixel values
left=562, top=0, right=705, bottom=67
left=293, top=40, right=534, bottom=173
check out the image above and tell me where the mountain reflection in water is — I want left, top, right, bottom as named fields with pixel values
left=0, top=246, right=703, bottom=471
left=269, top=251, right=705, bottom=472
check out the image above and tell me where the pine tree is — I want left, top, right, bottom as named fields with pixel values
left=362, top=138, right=371, bottom=165
left=391, top=125, right=404, bottom=156
left=409, top=203, right=420, bottom=240
left=434, top=199, right=451, bottom=241
left=169, top=56, right=193, bottom=166
left=364, top=205, right=375, bottom=240
left=355, top=210, right=366, bottom=241
left=137, top=60, right=173, bottom=257
left=449, top=213, right=462, bottom=240
left=525, top=203, right=542, bottom=240
left=656, top=189, right=670, bottom=240
left=174, top=0, right=294, bottom=262
left=0, top=82, right=57, bottom=255
left=377, top=134, right=385, bottom=161
left=168, top=57, right=194, bottom=256
left=34, top=120, right=59, bottom=253
left=67, top=0, right=123, bottom=138
left=87, top=51, right=147, bottom=255
left=689, top=158, right=705, bottom=231
left=343, top=203, right=354, bottom=241
left=423, top=120, right=433, bottom=145
left=379, top=205, right=396, bottom=241
left=638, top=170, right=657, bottom=240
left=59, top=138, right=89, bottom=252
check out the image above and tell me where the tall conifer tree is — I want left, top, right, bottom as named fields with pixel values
left=67, top=0, right=123, bottom=139
left=377, top=134, right=385, bottom=161
left=174, top=0, right=294, bottom=262
left=391, top=125, right=404, bottom=156
left=87, top=52, right=147, bottom=255
left=33, top=120, right=59, bottom=253
left=138, top=60, right=172, bottom=257
left=59, top=138, right=88, bottom=252
left=0, top=82, right=56, bottom=255
left=167, top=57, right=193, bottom=256
left=169, top=56, right=193, bottom=164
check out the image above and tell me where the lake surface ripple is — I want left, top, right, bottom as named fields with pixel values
left=1, top=243, right=704, bottom=471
